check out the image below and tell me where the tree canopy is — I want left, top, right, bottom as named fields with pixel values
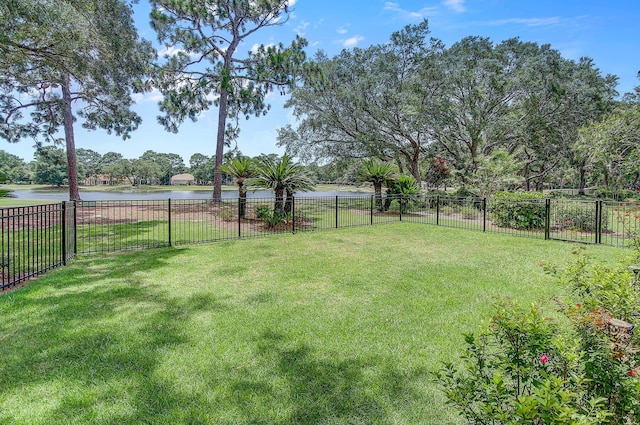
left=279, top=20, right=619, bottom=194
left=149, top=0, right=311, bottom=201
left=0, top=0, right=154, bottom=199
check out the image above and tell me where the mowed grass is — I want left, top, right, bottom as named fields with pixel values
left=0, top=223, right=628, bottom=424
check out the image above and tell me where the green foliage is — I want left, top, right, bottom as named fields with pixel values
left=0, top=188, right=14, bottom=198
left=32, top=146, right=68, bottom=186
left=452, top=186, right=478, bottom=199
left=254, top=203, right=287, bottom=229
left=593, top=187, right=640, bottom=202
left=0, top=151, right=29, bottom=183
left=248, top=154, right=313, bottom=216
left=357, top=160, right=396, bottom=212
left=436, top=299, right=611, bottom=425
left=439, top=245, right=640, bottom=424
left=279, top=21, right=440, bottom=181
left=489, top=191, right=547, bottom=229
left=220, top=156, right=256, bottom=218
left=555, top=206, right=608, bottom=232
left=150, top=0, right=311, bottom=199
left=254, top=204, right=271, bottom=220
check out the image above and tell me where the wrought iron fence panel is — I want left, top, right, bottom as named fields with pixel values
left=485, top=197, right=546, bottom=240
left=603, top=201, right=640, bottom=247
left=3, top=194, right=639, bottom=290
left=1, top=204, right=65, bottom=290
left=76, top=200, right=170, bottom=253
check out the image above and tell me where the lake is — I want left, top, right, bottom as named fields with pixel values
left=9, top=189, right=372, bottom=201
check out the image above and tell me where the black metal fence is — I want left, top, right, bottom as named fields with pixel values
left=2, top=202, right=75, bottom=290
left=2, top=195, right=639, bottom=290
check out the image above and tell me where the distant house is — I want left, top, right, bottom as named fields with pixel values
left=170, top=173, right=195, bottom=185
left=81, top=174, right=131, bottom=186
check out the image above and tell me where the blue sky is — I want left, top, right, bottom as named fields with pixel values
left=4, top=0, right=639, bottom=165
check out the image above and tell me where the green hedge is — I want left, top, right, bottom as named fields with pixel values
left=489, top=191, right=546, bottom=230
left=555, top=205, right=608, bottom=232
left=0, top=189, right=14, bottom=198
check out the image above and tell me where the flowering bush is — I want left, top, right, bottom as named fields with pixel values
left=436, top=246, right=640, bottom=424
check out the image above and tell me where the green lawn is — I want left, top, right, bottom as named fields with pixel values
left=0, top=198, right=59, bottom=207
left=0, top=224, right=629, bottom=424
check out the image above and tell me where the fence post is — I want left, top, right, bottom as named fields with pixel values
left=168, top=198, right=172, bottom=246
left=335, top=195, right=339, bottom=229
left=595, top=200, right=602, bottom=244
left=436, top=196, right=440, bottom=226
left=399, top=195, right=403, bottom=221
left=483, top=198, right=487, bottom=232
left=61, top=201, right=67, bottom=266
left=73, top=200, right=77, bottom=255
left=370, top=195, right=374, bottom=225
left=544, top=198, right=551, bottom=240
left=238, top=197, right=242, bottom=238
left=292, top=196, right=296, bottom=234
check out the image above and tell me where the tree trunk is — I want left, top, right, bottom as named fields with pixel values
left=274, top=186, right=285, bottom=216
left=213, top=85, right=229, bottom=202
left=409, top=160, right=421, bottom=186
left=284, top=189, right=293, bottom=215
left=523, top=163, right=531, bottom=191
left=61, top=73, right=80, bottom=201
left=238, top=182, right=247, bottom=219
left=383, top=187, right=393, bottom=212
left=374, top=183, right=383, bottom=212
left=578, top=165, right=586, bottom=196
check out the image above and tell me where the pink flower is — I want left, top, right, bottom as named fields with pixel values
left=628, top=369, right=639, bottom=377
left=540, top=355, right=549, bottom=364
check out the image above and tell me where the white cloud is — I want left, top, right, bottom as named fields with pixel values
left=488, top=17, right=561, bottom=27
left=295, top=20, right=309, bottom=35
left=158, top=46, right=185, bottom=57
left=337, top=27, right=348, bottom=34
left=157, top=45, right=203, bottom=61
left=443, top=0, right=465, bottom=13
left=132, top=89, right=163, bottom=104
left=250, top=42, right=275, bottom=54
left=383, top=1, right=438, bottom=20
left=342, top=35, right=364, bottom=48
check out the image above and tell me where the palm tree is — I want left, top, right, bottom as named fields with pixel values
left=219, top=157, right=255, bottom=219
left=385, top=175, right=420, bottom=211
left=248, top=155, right=312, bottom=217
left=283, top=171, right=314, bottom=215
left=358, top=159, right=396, bottom=212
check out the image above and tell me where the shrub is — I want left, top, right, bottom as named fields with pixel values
left=437, top=246, right=640, bottom=425
left=452, top=186, right=478, bottom=199
left=254, top=204, right=289, bottom=229
left=0, top=189, right=14, bottom=198
left=439, top=205, right=459, bottom=215
left=254, top=204, right=271, bottom=220
left=555, top=206, right=608, bottom=232
left=219, top=209, right=234, bottom=221
left=436, top=299, right=611, bottom=425
left=462, top=208, right=479, bottom=220
left=489, top=191, right=546, bottom=230
left=593, top=187, right=640, bottom=202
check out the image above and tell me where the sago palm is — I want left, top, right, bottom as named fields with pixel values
left=220, top=157, right=255, bottom=219
left=248, top=155, right=313, bottom=217
left=358, top=159, right=396, bottom=212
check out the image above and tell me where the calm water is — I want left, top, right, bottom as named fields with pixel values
left=10, top=189, right=372, bottom=201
